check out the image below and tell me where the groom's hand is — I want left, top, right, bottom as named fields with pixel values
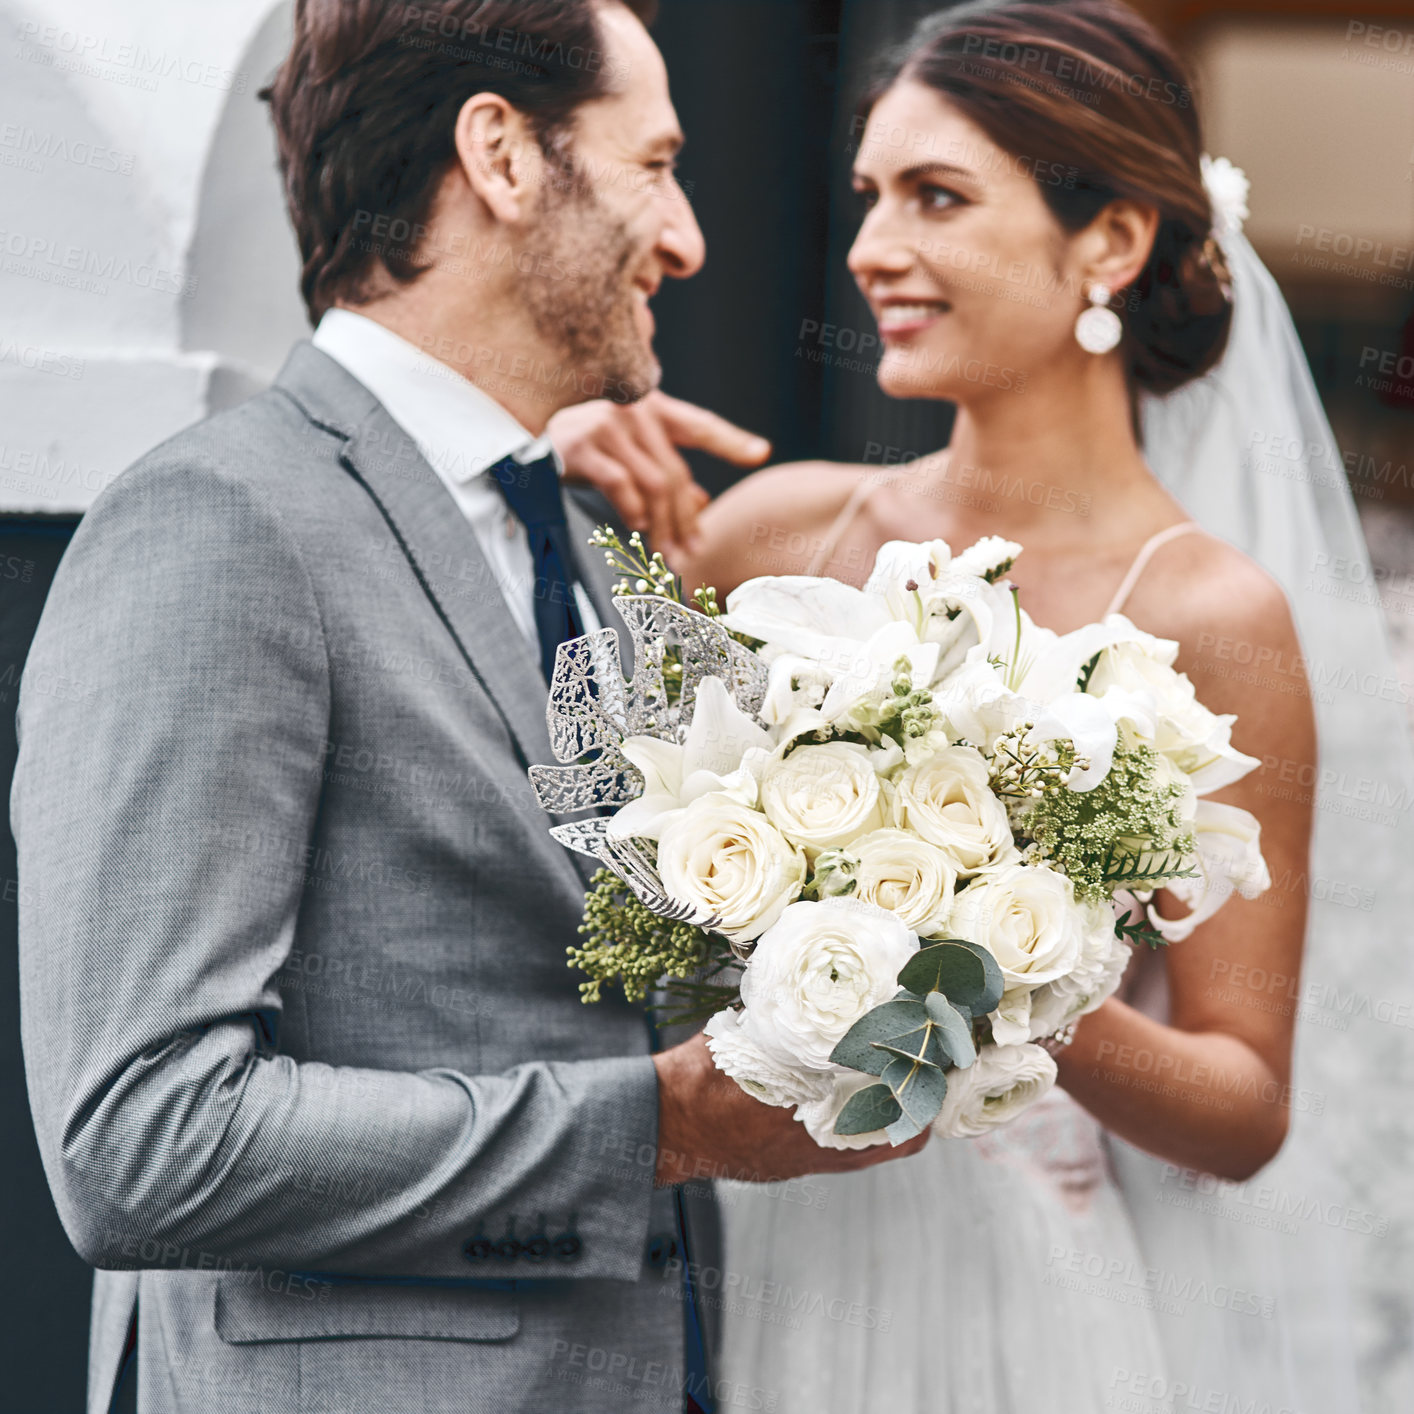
left=548, top=391, right=771, bottom=562
left=651, top=1032, right=929, bottom=1186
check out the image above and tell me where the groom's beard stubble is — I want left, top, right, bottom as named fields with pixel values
left=522, top=162, right=658, bottom=407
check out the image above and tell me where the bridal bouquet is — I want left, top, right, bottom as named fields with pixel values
left=529, top=530, right=1269, bottom=1148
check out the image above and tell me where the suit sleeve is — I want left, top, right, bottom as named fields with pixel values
left=12, top=454, right=659, bottom=1281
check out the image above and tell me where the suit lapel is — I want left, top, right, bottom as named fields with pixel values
left=275, top=341, right=553, bottom=772
left=274, top=342, right=612, bottom=890
left=342, top=406, right=556, bottom=773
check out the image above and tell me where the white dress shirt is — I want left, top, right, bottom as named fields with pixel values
left=311, top=308, right=599, bottom=647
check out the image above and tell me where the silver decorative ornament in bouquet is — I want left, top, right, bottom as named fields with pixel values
left=531, top=529, right=1271, bottom=1149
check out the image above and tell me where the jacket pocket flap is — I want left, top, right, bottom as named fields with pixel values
left=214, top=1274, right=520, bottom=1343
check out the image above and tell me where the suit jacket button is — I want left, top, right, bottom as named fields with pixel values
left=522, top=1233, right=551, bottom=1263
left=645, top=1232, right=679, bottom=1269
left=462, top=1234, right=493, bottom=1263
left=551, top=1232, right=582, bottom=1261
left=491, top=1235, right=522, bottom=1262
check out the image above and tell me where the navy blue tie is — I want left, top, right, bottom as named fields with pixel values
left=487, top=451, right=585, bottom=685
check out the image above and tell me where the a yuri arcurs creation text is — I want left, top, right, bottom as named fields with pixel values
left=529, top=531, right=1269, bottom=1148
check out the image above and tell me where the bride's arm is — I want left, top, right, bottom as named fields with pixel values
left=1057, top=561, right=1316, bottom=1182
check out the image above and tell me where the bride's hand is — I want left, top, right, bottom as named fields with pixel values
left=548, top=391, right=771, bottom=563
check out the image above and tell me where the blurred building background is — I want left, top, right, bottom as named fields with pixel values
left=1, top=1, right=1411, bottom=1409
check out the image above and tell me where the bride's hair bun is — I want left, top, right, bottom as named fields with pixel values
left=863, top=0, right=1233, bottom=395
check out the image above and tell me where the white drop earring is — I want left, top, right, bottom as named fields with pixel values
left=1075, top=282, right=1122, bottom=354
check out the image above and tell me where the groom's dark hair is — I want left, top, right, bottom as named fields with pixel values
left=261, top=0, right=658, bottom=324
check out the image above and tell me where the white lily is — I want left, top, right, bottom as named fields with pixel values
left=1145, top=799, right=1269, bottom=943
left=724, top=540, right=1006, bottom=702
left=945, top=600, right=1150, bottom=789
left=1086, top=633, right=1262, bottom=794
left=607, top=676, right=773, bottom=841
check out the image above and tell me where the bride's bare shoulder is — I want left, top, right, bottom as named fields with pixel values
left=1137, top=528, right=1307, bottom=713
left=675, top=460, right=869, bottom=593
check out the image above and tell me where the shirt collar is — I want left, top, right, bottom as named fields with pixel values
left=311, top=308, right=560, bottom=484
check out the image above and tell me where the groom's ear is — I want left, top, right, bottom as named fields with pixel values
left=453, top=93, right=545, bottom=226
left=1082, top=199, right=1161, bottom=297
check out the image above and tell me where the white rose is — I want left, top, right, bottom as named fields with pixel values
left=850, top=828, right=958, bottom=937
left=892, top=745, right=1015, bottom=876
left=703, top=1006, right=831, bottom=1110
left=933, top=1043, right=1057, bottom=1138
left=760, top=742, right=887, bottom=854
left=658, top=792, right=806, bottom=944
left=950, top=863, right=1088, bottom=1045
left=740, top=898, right=919, bottom=1072
left=1089, top=641, right=1260, bottom=793
left=1025, top=899, right=1132, bottom=1040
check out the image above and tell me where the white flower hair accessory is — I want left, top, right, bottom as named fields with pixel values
left=1200, top=154, right=1249, bottom=241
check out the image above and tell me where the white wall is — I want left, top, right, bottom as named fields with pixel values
left=0, top=0, right=305, bottom=512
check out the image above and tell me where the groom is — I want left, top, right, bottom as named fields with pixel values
left=11, top=3, right=923, bottom=1413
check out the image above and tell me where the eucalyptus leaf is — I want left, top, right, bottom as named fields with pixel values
left=949, top=939, right=1005, bottom=1016
left=833, top=1082, right=902, bottom=1136
left=924, top=991, right=977, bottom=1068
left=898, top=940, right=984, bottom=1002
left=829, top=998, right=929, bottom=1075
left=881, top=1054, right=947, bottom=1141
left=898, top=939, right=1004, bottom=1017
left=871, top=1016, right=948, bottom=1071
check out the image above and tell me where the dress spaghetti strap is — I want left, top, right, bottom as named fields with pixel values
left=805, top=474, right=873, bottom=578
left=1103, top=521, right=1200, bottom=617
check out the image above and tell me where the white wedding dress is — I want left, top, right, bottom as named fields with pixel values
left=716, top=1086, right=1169, bottom=1411
left=712, top=232, right=1405, bottom=1411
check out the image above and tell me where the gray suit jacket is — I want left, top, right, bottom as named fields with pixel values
left=12, top=343, right=713, bottom=1414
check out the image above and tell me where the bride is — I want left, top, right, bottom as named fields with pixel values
left=555, top=1, right=1407, bottom=1408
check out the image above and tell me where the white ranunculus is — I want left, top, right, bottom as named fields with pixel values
left=892, top=745, right=1015, bottom=876
left=1087, top=639, right=1260, bottom=794
left=703, top=1006, right=831, bottom=1110
left=657, top=792, right=806, bottom=944
left=794, top=1069, right=892, bottom=1151
left=1146, top=800, right=1270, bottom=943
left=850, top=828, right=958, bottom=937
left=1026, top=899, right=1132, bottom=1040
left=760, top=742, right=887, bottom=854
left=608, top=676, right=773, bottom=841
left=949, top=862, right=1088, bottom=1045
left=933, top=1043, right=1057, bottom=1138
left=739, top=898, right=919, bottom=1072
